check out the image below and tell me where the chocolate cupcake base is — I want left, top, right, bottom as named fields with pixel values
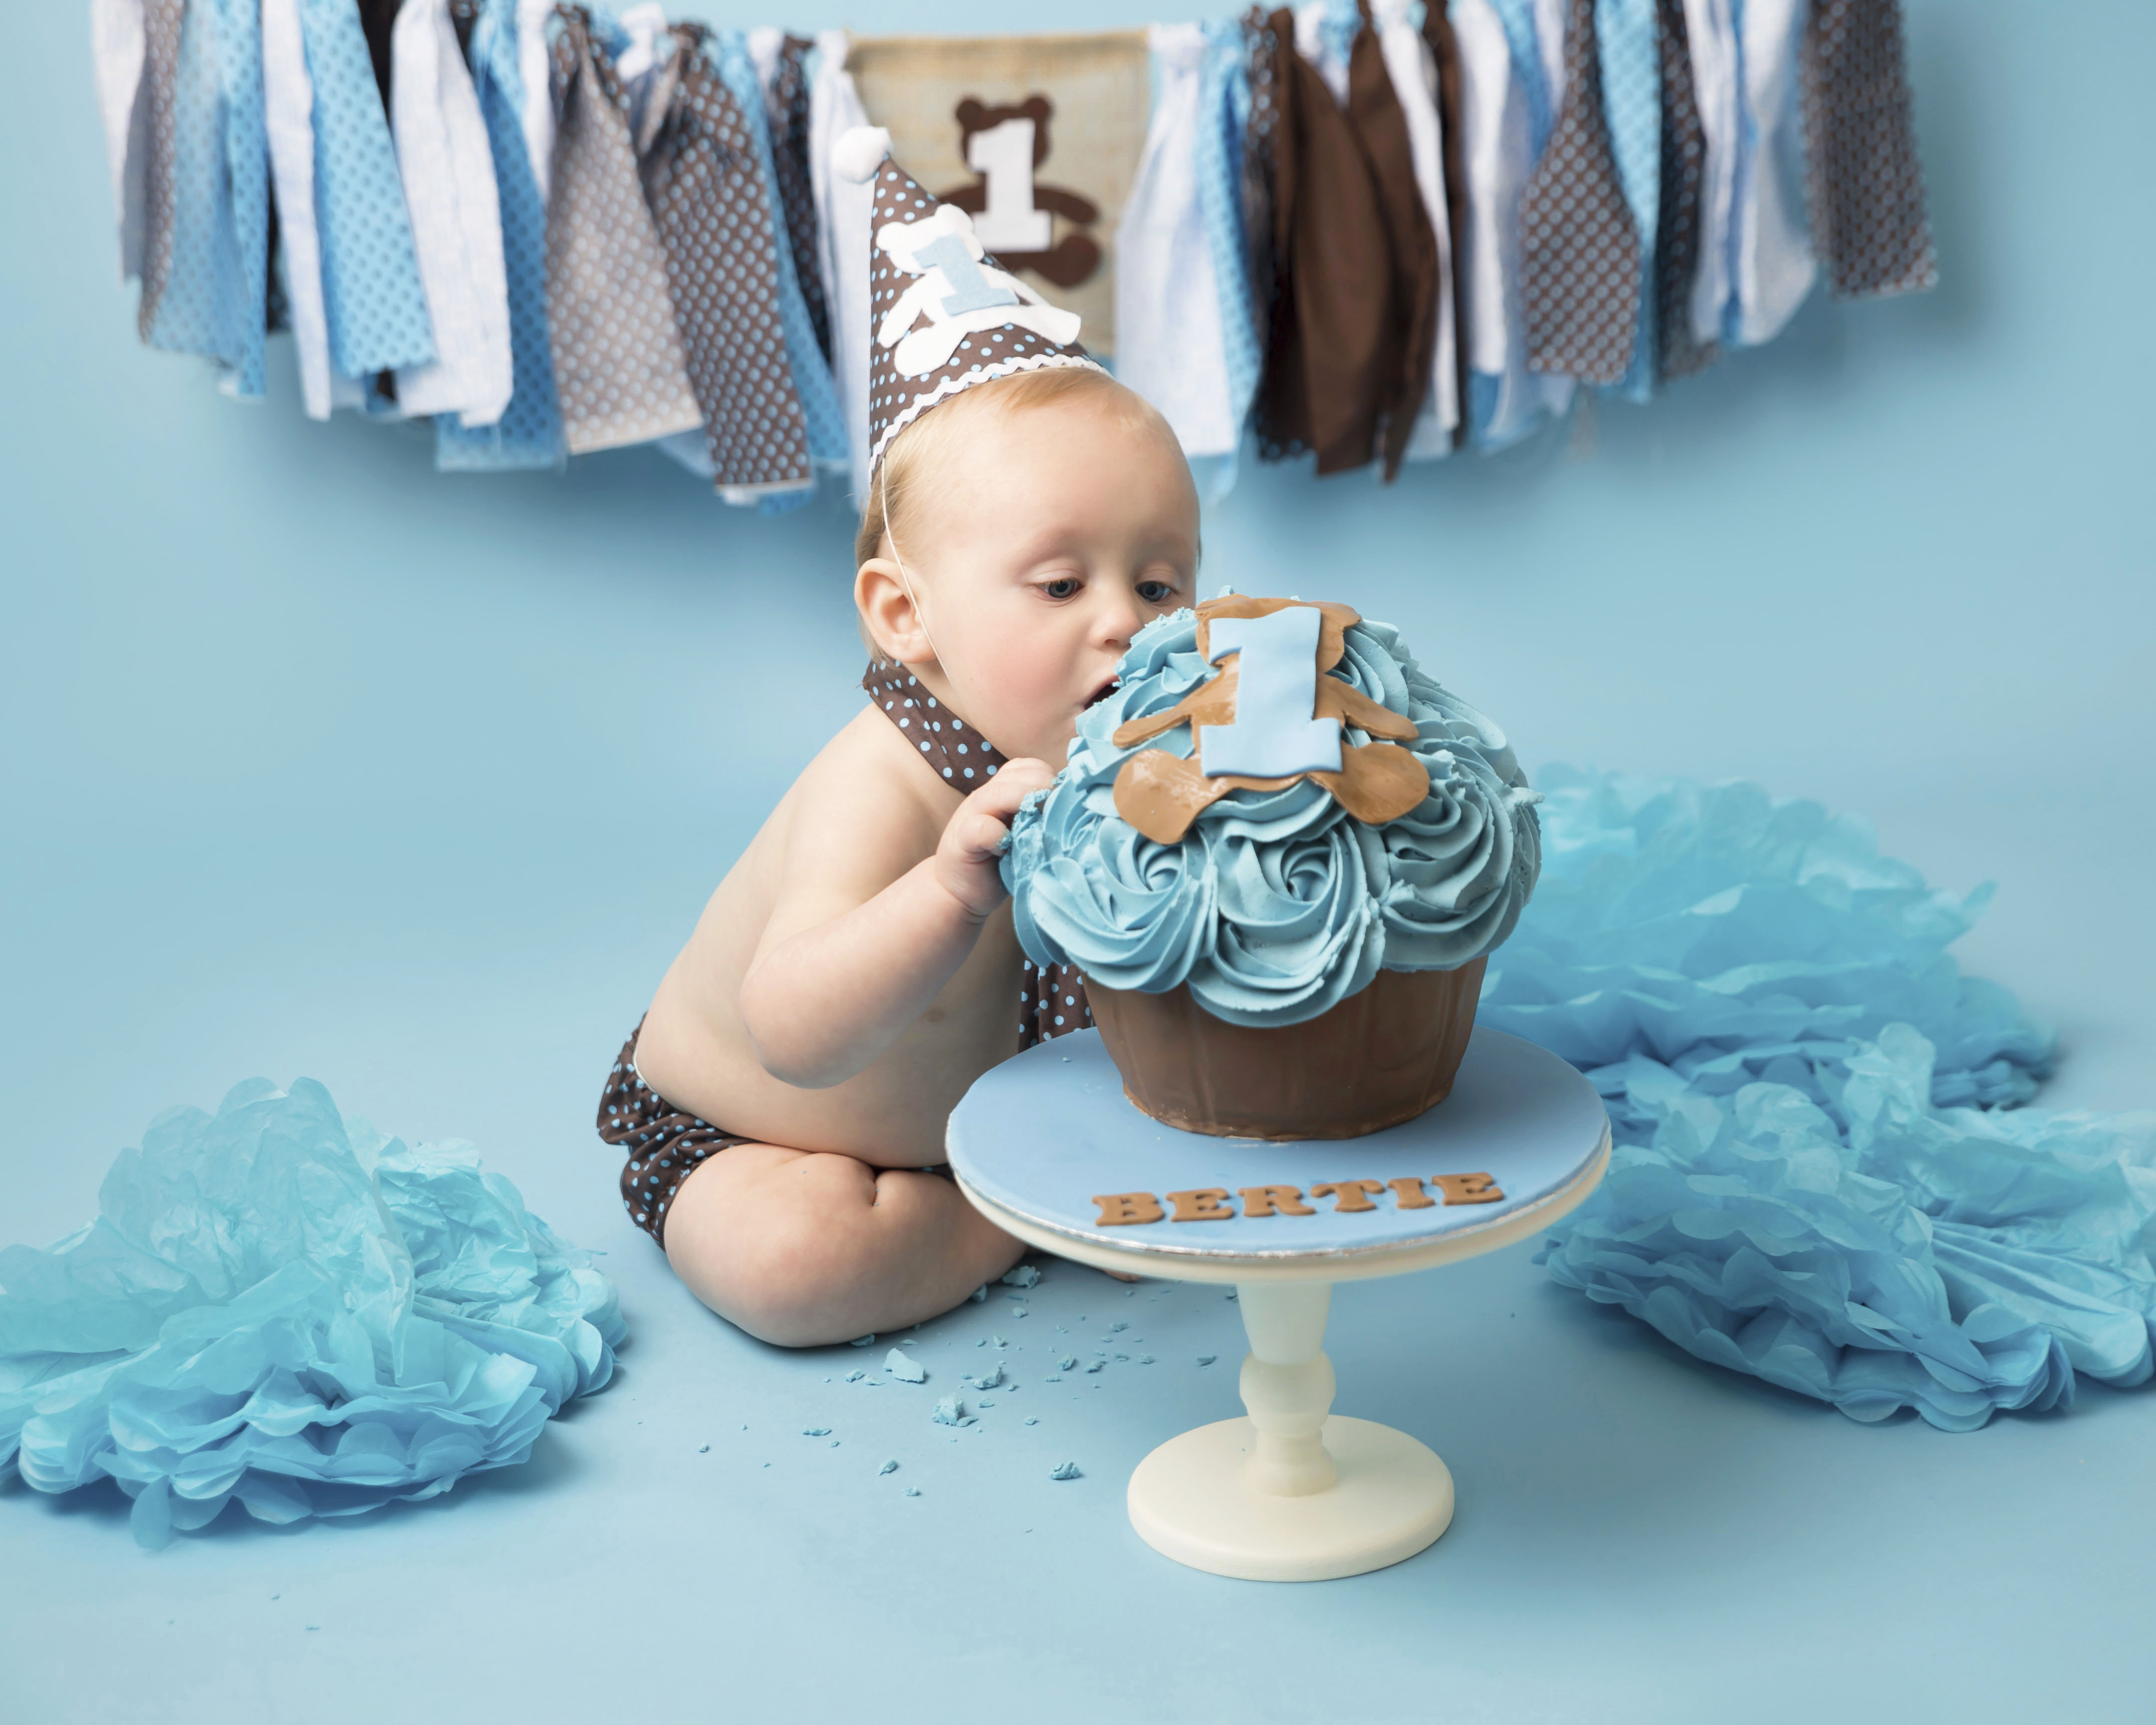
left=1087, top=960, right=1487, bottom=1141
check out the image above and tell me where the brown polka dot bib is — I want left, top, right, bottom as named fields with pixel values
left=861, top=661, right=1092, bottom=1049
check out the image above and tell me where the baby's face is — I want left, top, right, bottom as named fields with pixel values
left=907, top=392, right=1200, bottom=765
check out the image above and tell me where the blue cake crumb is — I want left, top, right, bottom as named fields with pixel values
left=1002, top=1265, right=1041, bottom=1288
left=879, top=1459, right=899, bottom=1475
left=1083, top=1360, right=1104, bottom=1373
left=963, top=1364, right=1004, bottom=1391
left=904, top=1487, right=922, bottom=1496
left=1197, top=1355, right=1217, bottom=1367
left=1057, top=1356, right=1078, bottom=1370
left=803, top=1427, right=832, bottom=1438
left=698, top=1444, right=710, bottom=1453
left=848, top=1335, right=876, bottom=1346
left=930, top=1397, right=975, bottom=1427
left=1049, top=1462, right=1081, bottom=1481
left=885, top=1349, right=927, bottom=1384
left=969, top=1285, right=989, bottom=1303
left=1108, top=1322, right=1128, bottom=1332
left=1044, top=1376, right=1061, bottom=1383
left=1023, top=1418, right=1039, bottom=1426
left=1139, top=1355, right=1155, bottom=1365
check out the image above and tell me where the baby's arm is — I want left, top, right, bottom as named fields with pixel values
left=738, top=755, right=1052, bottom=1088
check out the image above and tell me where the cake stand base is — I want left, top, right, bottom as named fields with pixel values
left=1127, top=1416, right=1454, bottom=1581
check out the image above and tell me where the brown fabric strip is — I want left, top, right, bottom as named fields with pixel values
left=766, top=35, right=831, bottom=363
left=135, top=0, right=183, bottom=341
left=544, top=5, right=703, bottom=455
left=1254, top=8, right=1402, bottom=476
left=358, top=0, right=401, bottom=109
left=1348, top=6, right=1436, bottom=479
left=1520, top=0, right=1642, bottom=383
left=1802, top=0, right=1937, bottom=301
left=639, top=24, right=814, bottom=492
left=1653, top=0, right=1719, bottom=381
left=1423, top=0, right=1473, bottom=450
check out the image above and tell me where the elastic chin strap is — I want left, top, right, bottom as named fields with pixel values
left=881, top=483, right=943, bottom=668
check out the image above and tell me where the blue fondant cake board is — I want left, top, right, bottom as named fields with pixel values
left=948, top=1028, right=1609, bottom=1264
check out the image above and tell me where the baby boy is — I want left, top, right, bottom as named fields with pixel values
left=597, top=149, right=1200, bottom=1346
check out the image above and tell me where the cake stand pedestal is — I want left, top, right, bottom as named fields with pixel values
left=946, top=1027, right=1610, bottom=1583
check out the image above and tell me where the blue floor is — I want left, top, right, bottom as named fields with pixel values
left=4, top=0, right=2153, bottom=1720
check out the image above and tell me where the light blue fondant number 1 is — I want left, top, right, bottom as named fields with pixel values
left=1199, top=606, right=1344, bottom=779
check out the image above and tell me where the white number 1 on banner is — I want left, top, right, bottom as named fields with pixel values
left=966, top=117, right=1053, bottom=253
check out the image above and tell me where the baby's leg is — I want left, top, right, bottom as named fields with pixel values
left=661, top=1146, right=1025, bottom=1347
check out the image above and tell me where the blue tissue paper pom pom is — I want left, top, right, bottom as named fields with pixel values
left=1506, top=769, right=2155, bottom=1430
left=0, top=1079, right=624, bottom=1547
left=1538, top=1024, right=2154, bottom=1431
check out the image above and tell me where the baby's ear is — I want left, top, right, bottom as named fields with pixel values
left=854, top=557, right=930, bottom=667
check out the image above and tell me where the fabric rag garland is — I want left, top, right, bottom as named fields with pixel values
left=0, top=1079, right=623, bottom=1549
left=92, top=0, right=1936, bottom=500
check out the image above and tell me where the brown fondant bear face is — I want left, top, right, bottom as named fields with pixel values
left=1109, top=598, right=1432, bottom=846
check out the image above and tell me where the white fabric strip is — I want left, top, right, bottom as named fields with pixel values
left=90, top=0, right=149, bottom=283
left=1453, top=0, right=1572, bottom=444
left=391, top=0, right=512, bottom=425
left=262, top=0, right=356, bottom=418
left=746, top=23, right=785, bottom=95
left=1729, top=0, right=1817, bottom=345
left=1114, top=24, right=1236, bottom=458
left=1373, top=0, right=1458, bottom=459
left=1681, top=0, right=1739, bottom=346
left=1531, top=0, right=1568, bottom=122
left=809, top=31, right=875, bottom=498
left=1293, top=2, right=1352, bottom=106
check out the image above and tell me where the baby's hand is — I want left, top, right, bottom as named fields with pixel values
left=935, top=759, right=1054, bottom=922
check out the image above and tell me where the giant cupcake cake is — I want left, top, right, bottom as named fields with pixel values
left=1003, top=594, right=1542, bottom=1140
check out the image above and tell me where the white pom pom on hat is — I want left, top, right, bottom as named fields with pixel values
left=833, top=126, right=892, bottom=184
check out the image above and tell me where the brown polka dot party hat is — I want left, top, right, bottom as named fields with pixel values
left=833, top=127, right=1103, bottom=475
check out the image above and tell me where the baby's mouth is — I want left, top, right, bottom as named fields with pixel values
left=1081, top=677, right=1119, bottom=712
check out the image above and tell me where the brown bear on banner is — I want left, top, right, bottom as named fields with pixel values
left=843, top=31, right=1149, bottom=358
left=940, top=97, right=1102, bottom=291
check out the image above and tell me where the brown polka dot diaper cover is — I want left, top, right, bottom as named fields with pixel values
left=598, top=667, right=1092, bottom=1245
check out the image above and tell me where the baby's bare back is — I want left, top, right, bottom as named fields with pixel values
left=634, top=707, right=1023, bottom=1166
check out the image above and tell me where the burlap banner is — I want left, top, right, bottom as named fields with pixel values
left=846, top=31, right=1149, bottom=358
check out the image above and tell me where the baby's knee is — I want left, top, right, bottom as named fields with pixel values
left=664, top=1151, right=882, bottom=1348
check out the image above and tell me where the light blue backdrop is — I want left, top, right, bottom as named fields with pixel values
left=2, top=2, right=2150, bottom=1722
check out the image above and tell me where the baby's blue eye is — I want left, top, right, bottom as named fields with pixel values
left=1042, top=577, right=1079, bottom=600
left=1136, top=580, right=1175, bottom=605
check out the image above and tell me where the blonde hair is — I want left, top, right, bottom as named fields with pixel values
left=854, top=368, right=1182, bottom=659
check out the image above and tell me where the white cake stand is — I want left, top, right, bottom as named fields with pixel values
left=946, top=1026, right=1610, bottom=1583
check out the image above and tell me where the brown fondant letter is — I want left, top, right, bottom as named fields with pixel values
left=1238, top=1184, right=1317, bottom=1218
left=1092, top=1191, right=1166, bottom=1226
left=1387, top=1177, right=1436, bottom=1209
left=1433, top=1172, right=1505, bottom=1206
left=1311, top=1179, right=1386, bottom=1213
left=1165, top=1187, right=1237, bottom=1222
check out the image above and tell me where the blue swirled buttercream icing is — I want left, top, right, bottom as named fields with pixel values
left=1000, top=604, right=1542, bottom=1027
